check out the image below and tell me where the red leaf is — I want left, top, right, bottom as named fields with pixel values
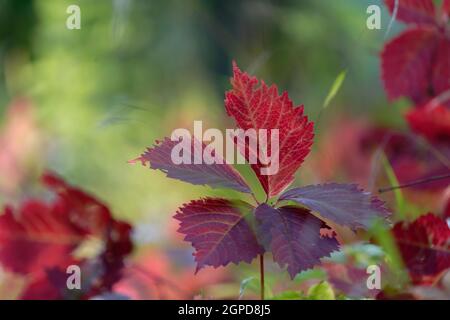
left=0, top=202, right=84, bottom=275
left=385, top=0, right=437, bottom=25
left=132, top=137, right=251, bottom=193
left=0, top=172, right=133, bottom=299
left=406, top=103, right=450, bottom=142
left=254, top=204, right=339, bottom=279
left=322, top=262, right=381, bottom=299
left=174, top=198, right=263, bottom=272
left=43, top=172, right=133, bottom=295
left=393, top=213, right=450, bottom=284
left=432, top=37, right=450, bottom=97
left=280, top=184, right=390, bottom=231
left=225, top=62, right=314, bottom=197
left=382, top=27, right=439, bottom=102
left=444, top=189, right=450, bottom=219
left=443, top=0, right=450, bottom=16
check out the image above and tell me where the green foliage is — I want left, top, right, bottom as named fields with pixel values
left=307, top=281, right=335, bottom=300
left=323, top=70, right=347, bottom=108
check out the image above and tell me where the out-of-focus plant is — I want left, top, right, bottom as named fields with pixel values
left=0, top=172, right=133, bottom=299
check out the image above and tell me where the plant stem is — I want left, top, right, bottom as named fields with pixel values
left=250, top=192, right=260, bottom=205
left=378, top=173, right=450, bottom=193
left=259, top=254, right=265, bottom=300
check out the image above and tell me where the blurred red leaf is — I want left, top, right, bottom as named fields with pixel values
left=393, top=213, right=450, bottom=285
left=113, top=249, right=228, bottom=299
left=382, top=1, right=450, bottom=103
left=385, top=0, right=436, bottom=25
left=314, top=118, right=450, bottom=192
left=406, top=103, right=450, bottom=143
left=381, top=27, right=439, bottom=102
left=0, top=172, right=133, bottom=299
left=444, top=191, right=450, bottom=219
left=444, top=0, right=450, bottom=15
left=432, top=38, right=450, bottom=97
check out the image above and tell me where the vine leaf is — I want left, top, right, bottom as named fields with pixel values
left=280, top=183, right=390, bottom=231
left=254, top=204, right=339, bottom=278
left=131, top=137, right=251, bottom=193
left=174, top=198, right=263, bottom=272
left=225, top=62, right=314, bottom=197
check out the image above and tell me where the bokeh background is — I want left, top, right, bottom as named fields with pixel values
left=0, top=0, right=448, bottom=299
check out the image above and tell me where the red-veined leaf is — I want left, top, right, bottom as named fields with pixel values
left=225, top=62, right=314, bottom=197
left=279, top=184, right=390, bottom=230
left=174, top=198, right=263, bottom=272
left=254, top=204, right=339, bottom=279
left=132, top=137, right=251, bottom=193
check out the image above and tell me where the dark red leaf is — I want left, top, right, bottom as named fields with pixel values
left=393, top=213, right=450, bottom=284
left=443, top=0, right=450, bottom=16
left=444, top=198, right=450, bottom=219
left=0, top=202, right=84, bottom=276
left=132, top=137, right=251, bottom=193
left=174, top=198, right=263, bottom=272
left=254, top=204, right=339, bottom=279
left=382, top=27, right=439, bottom=102
left=225, top=62, right=314, bottom=197
left=280, top=184, right=390, bottom=231
left=385, top=0, right=437, bottom=25
left=432, top=37, right=450, bottom=97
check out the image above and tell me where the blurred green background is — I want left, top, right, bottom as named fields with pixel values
left=0, top=0, right=407, bottom=239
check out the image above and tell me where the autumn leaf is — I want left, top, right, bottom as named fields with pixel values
left=384, top=0, right=436, bottom=25
left=131, top=137, right=251, bottom=193
left=406, top=102, right=450, bottom=142
left=393, top=213, right=450, bottom=284
left=444, top=0, right=450, bottom=15
left=382, top=27, right=439, bottom=102
left=0, top=201, right=81, bottom=294
left=255, top=204, right=339, bottom=278
left=382, top=0, right=450, bottom=103
left=225, top=62, right=314, bottom=197
left=0, top=172, right=133, bottom=299
left=174, top=198, right=263, bottom=272
left=279, top=184, right=390, bottom=231
left=432, top=38, right=450, bottom=98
